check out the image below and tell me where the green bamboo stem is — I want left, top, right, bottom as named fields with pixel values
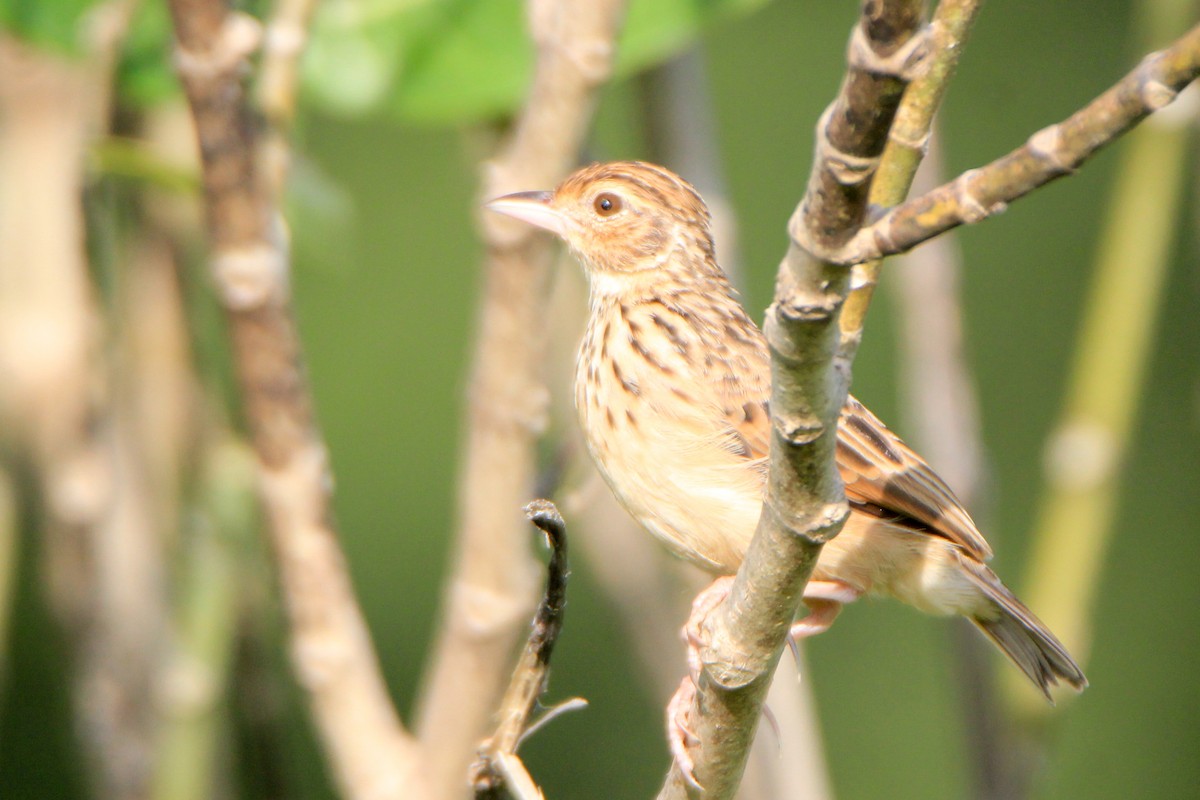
left=1010, top=0, right=1195, bottom=716
left=0, top=468, right=15, bottom=690
left=152, top=440, right=257, bottom=800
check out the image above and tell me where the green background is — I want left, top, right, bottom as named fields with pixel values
left=2, top=0, right=1198, bottom=798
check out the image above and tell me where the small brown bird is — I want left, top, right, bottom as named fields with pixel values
left=487, top=161, right=1086, bottom=699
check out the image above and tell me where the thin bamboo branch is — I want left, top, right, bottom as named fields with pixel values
left=840, top=0, right=983, bottom=344
left=658, top=3, right=928, bottom=797
left=416, top=1, right=627, bottom=795
left=836, top=21, right=1200, bottom=266
left=166, top=2, right=422, bottom=797
left=1012, top=6, right=1196, bottom=719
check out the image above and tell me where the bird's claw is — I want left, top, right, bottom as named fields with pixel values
left=667, top=676, right=703, bottom=791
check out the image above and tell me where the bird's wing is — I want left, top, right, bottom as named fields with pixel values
left=836, top=396, right=992, bottom=560
left=724, top=393, right=992, bottom=562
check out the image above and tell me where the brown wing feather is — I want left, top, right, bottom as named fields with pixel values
left=837, top=396, right=992, bottom=561
left=724, top=393, right=992, bottom=562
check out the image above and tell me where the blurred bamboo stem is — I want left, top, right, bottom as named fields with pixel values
left=152, top=440, right=255, bottom=800
left=415, top=0, right=626, bottom=795
left=893, top=139, right=1016, bottom=800
left=1013, top=0, right=1195, bottom=718
left=0, top=469, right=15, bottom=690
left=168, top=0, right=422, bottom=796
left=638, top=46, right=742, bottom=283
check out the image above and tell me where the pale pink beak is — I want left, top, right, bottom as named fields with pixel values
left=484, top=190, right=567, bottom=238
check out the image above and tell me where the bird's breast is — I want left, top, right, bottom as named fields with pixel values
left=574, top=300, right=765, bottom=573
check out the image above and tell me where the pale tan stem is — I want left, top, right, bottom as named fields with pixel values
left=258, top=0, right=318, bottom=197
left=891, top=138, right=1018, bottom=800
left=167, top=1, right=422, bottom=796
left=415, top=1, right=627, bottom=795
left=0, top=11, right=169, bottom=798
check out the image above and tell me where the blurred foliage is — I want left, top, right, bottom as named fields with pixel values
left=0, top=0, right=96, bottom=53
left=2, top=1, right=1198, bottom=800
left=304, top=0, right=769, bottom=121
left=2, top=0, right=768, bottom=121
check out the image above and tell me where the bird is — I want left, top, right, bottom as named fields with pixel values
left=485, top=160, right=1087, bottom=701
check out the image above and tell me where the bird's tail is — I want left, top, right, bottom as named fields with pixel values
left=954, top=551, right=1088, bottom=700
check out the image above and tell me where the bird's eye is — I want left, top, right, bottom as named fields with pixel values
left=593, top=192, right=622, bottom=217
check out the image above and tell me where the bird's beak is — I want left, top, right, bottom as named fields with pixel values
left=484, top=191, right=566, bottom=238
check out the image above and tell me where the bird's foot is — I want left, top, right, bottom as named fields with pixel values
left=682, top=575, right=735, bottom=680
left=667, top=676, right=703, bottom=791
left=789, top=580, right=861, bottom=641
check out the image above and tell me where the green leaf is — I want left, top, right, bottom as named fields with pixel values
left=304, top=0, right=771, bottom=124
left=0, top=0, right=99, bottom=54
left=115, top=0, right=179, bottom=108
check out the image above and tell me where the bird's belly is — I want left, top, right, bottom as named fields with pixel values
left=579, top=403, right=761, bottom=574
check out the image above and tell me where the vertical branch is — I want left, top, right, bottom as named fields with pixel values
left=415, top=0, right=627, bottom=795
left=167, top=1, right=422, bottom=797
left=1013, top=0, right=1196, bottom=718
left=638, top=46, right=834, bottom=800
left=659, top=3, right=928, bottom=797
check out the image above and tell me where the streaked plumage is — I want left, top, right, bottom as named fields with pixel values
left=487, top=161, right=1086, bottom=698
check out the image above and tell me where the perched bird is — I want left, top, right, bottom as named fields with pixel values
left=486, top=161, right=1086, bottom=699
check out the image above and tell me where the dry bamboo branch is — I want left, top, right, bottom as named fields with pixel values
left=167, top=2, right=422, bottom=797
left=471, top=501, right=574, bottom=800
left=416, top=1, right=627, bottom=795
left=843, top=21, right=1200, bottom=265
left=658, top=3, right=927, bottom=797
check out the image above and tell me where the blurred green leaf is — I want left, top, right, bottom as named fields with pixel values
left=0, top=0, right=96, bottom=54
left=115, top=0, right=179, bottom=108
left=304, top=0, right=770, bottom=124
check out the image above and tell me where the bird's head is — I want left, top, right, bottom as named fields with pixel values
left=485, top=161, right=719, bottom=283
